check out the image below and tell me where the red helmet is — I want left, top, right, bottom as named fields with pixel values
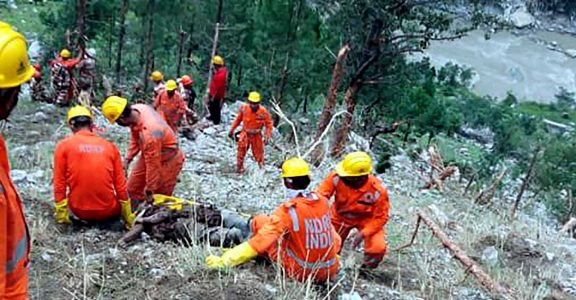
left=33, top=63, right=41, bottom=72
left=181, top=75, right=193, bottom=86
left=33, top=70, right=41, bottom=79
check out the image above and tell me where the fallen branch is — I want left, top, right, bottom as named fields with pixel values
left=396, top=211, right=516, bottom=299
left=271, top=98, right=301, bottom=157
left=302, top=110, right=348, bottom=160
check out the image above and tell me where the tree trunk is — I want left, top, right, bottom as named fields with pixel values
left=330, top=83, right=359, bottom=156
left=76, top=0, right=87, bottom=42
left=115, top=0, right=129, bottom=84
left=142, top=0, right=155, bottom=95
left=330, top=19, right=383, bottom=157
left=511, top=147, right=540, bottom=218
left=177, top=29, right=186, bottom=77
left=273, top=54, right=290, bottom=126
left=316, top=45, right=350, bottom=138
left=307, top=45, right=350, bottom=164
left=108, top=13, right=115, bottom=69
left=186, top=21, right=195, bottom=67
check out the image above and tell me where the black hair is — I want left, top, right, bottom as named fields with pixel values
left=284, top=175, right=311, bottom=190
left=70, top=116, right=92, bottom=128
left=120, top=103, right=132, bottom=119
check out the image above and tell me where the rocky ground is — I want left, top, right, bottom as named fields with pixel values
left=6, top=97, right=576, bottom=300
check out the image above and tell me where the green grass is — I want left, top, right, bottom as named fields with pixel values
left=517, top=102, right=576, bottom=124
left=0, top=1, right=58, bottom=35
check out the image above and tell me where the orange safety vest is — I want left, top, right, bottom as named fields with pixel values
left=0, top=134, right=29, bottom=299
left=249, top=192, right=340, bottom=283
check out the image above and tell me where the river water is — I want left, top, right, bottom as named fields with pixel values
left=412, top=30, right=576, bottom=103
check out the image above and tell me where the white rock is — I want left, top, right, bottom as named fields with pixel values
left=149, top=268, right=165, bottom=278
left=32, top=112, right=48, bottom=123
left=545, top=252, right=555, bottom=261
left=341, top=291, right=363, bottom=300
left=41, top=252, right=53, bottom=262
left=108, top=248, right=120, bottom=259
left=264, top=284, right=277, bottom=294
left=481, top=246, right=499, bottom=266
left=565, top=49, right=576, bottom=58
left=10, top=170, right=27, bottom=184
left=510, top=9, right=535, bottom=28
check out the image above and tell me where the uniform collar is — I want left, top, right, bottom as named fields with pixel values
left=74, top=129, right=95, bottom=136
left=285, top=189, right=315, bottom=200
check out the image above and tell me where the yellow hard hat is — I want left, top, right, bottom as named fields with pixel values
left=212, top=55, right=224, bottom=65
left=335, top=151, right=373, bottom=177
left=60, top=49, right=71, bottom=58
left=0, top=22, right=35, bottom=88
left=165, top=79, right=178, bottom=91
left=101, top=96, right=128, bottom=124
left=247, top=91, right=261, bottom=103
left=282, top=157, right=311, bottom=178
left=150, top=71, right=163, bottom=82
left=67, top=105, right=93, bottom=124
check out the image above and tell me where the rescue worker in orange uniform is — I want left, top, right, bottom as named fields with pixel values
left=228, top=91, right=273, bottom=174
left=0, top=21, right=35, bottom=300
left=53, top=106, right=135, bottom=229
left=101, top=96, right=185, bottom=205
left=316, top=151, right=390, bottom=269
left=206, top=158, right=341, bottom=283
left=153, top=79, right=186, bottom=133
left=207, top=55, right=227, bottom=125
left=150, top=71, right=165, bottom=99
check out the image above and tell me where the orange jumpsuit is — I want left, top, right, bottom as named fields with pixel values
left=316, top=172, right=390, bottom=268
left=0, top=134, right=30, bottom=299
left=153, top=90, right=186, bottom=133
left=249, top=192, right=340, bottom=283
left=53, top=130, right=128, bottom=221
left=229, top=103, right=273, bottom=173
left=125, top=104, right=185, bottom=202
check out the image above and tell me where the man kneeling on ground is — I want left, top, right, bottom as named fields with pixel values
left=206, top=157, right=341, bottom=284
left=53, top=106, right=135, bottom=230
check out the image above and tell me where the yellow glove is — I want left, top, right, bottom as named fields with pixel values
left=119, top=199, right=136, bottom=229
left=152, top=194, right=195, bottom=211
left=205, top=242, right=258, bottom=269
left=54, top=199, right=71, bottom=224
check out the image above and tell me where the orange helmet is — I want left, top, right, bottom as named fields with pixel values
left=181, top=75, right=193, bottom=86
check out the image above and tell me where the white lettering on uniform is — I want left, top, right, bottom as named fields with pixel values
left=78, top=144, right=104, bottom=153
left=304, top=214, right=333, bottom=250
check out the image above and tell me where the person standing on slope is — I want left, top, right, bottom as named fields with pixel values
left=207, top=55, right=227, bottom=125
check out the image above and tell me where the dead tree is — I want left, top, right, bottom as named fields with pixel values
left=475, top=168, right=507, bottom=205
left=142, top=0, right=155, bottom=95
left=308, top=44, right=350, bottom=164
left=397, top=211, right=517, bottom=299
left=115, top=0, right=129, bottom=84
left=176, top=29, right=186, bottom=77
left=511, top=147, right=540, bottom=218
left=421, top=145, right=457, bottom=192
left=330, top=20, right=383, bottom=157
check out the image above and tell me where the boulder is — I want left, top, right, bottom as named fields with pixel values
left=510, top=9, right=535, bottom=28
left=481, top=246, right=499, bottom=266
left=565, top=49, right=576, bottom=58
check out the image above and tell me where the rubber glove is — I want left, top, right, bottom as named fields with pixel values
left=153, top=194, right=194, bottom=211
left=119, top=199, right=136, bottom=229
left=54, top=199, right=71, bottom=224
left=205, top=242, right=258, bottom=269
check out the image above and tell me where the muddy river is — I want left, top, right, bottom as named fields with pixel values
left=412, top=30, right=576, bottom=103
